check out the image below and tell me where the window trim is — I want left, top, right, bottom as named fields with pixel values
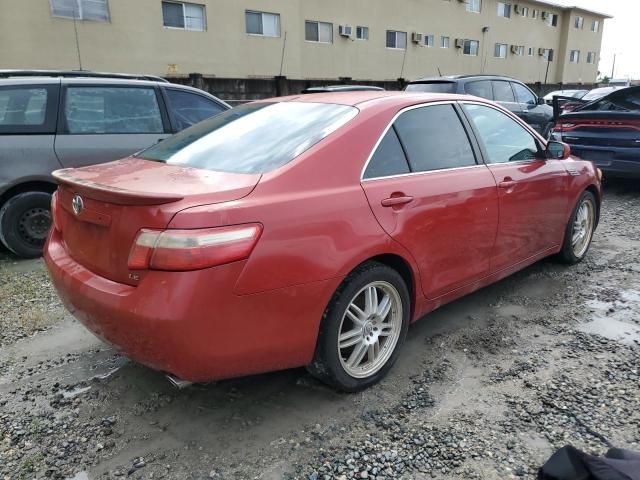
left=50, top=0, right=111, bottom=22
left=494, top=43, right=507, bottom=58
left=386, top=30, right=408, bottom=50
left=162, top=1, right=206, bottom=32
left=305, top=20, right=333, bottom=43
left=463, top=39, right=480, bottom=56
left=591, top=20, right=599, bottom=32
left=574, top=15, right=584, bottom=29
left=466, top=0, right=481, bottom=14
left=245, top=10, right=281, bottom=37
left=423, top=34, right=435, bottom=47
left=355, top=25, right=369, bottom=40
left=360, top=101, right=482, bottom=181
left=441, top=36, right=450, bottom=48
left=57, top=83, right=171, bottom=135
left=497, top=2, right=511, bottom=18
left=569, top=49, right=580, bottom=63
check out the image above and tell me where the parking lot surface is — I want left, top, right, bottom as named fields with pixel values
left=1, top=180, right=639, bottom=480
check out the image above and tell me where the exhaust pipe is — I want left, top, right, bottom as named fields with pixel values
left=166, top=374, right=193, bottom=389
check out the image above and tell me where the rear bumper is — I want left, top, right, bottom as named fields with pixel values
left=569, top=145, right=640, bottom=178
left=44, top=229, right=339, bottom=382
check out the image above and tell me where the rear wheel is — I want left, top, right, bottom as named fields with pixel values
left=558, top=191, right=596, bottom=264
left=0, top=191, right=52, bottom=258
left=307, top=262, right=410, bottom=391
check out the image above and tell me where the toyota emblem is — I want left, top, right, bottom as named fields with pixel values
left=71, top=194, right=84, bottom=216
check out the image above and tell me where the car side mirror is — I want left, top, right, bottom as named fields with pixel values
left=537, top=96, right=546, bottom=105
left=546, top=141, right=571, bottom=160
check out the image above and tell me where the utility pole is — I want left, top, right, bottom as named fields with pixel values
left=72, top=4, right=83, bottom=70
left=611, top=53, right=616, bottom=78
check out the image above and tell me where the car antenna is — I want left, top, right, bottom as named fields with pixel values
left=438, top=67, right=442, bottom=77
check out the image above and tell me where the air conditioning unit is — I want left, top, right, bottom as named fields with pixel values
left=457, top=0, right=466, bottom=3
left=541, top=11, right=549, bottom=20
left=514, top=4, right=521, bottom=14
left=510, top=45, right=519, bottom=54
left=411, top=32, right=423, bottom=44
left=538, top=48, right=546, bottom=56
left=338, top=25, right=352, bottom=37
left=455, top=38, right=465, bottom=48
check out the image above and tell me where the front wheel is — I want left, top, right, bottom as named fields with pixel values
left=558, top=191, right=597, bottom=264
left=307, top=262, right=410, bottom=392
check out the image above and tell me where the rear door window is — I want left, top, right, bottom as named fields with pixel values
left=363, top=127, right=410, bottom=179
left=465, top=80, right=493, bottom=100
left=164, top=88, right=226, bottom=131
left=393, top=104, right=476, bottom=172
left=492, top=81, right=516, bottom=103
left=64, top=86, right=164, bottom=134
left=0, top=85, right=58, bottom=134
left=405, top=82, right=456, bottom=93
left=512, top=83, right=536, bottom=105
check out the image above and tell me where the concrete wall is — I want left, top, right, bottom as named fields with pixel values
left=0, top=0, right=607, bottom=83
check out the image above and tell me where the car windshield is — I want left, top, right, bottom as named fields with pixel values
left=405, top=82, right=456, bottom=93
left=578, top=87, right=640, bottom=112
left=138, top=102, right=358, bottom=173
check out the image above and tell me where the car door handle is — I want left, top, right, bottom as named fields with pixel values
left=381, top=196, right=414, bottom=207
left=498, top=179, right=516, bottom=189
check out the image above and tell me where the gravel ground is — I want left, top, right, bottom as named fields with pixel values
left=0, top=179, right=638, bottom=480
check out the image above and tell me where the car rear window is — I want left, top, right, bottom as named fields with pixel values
left=138, top=102, right=358, bottom=174
left=405, top=82, right=456, bottom=94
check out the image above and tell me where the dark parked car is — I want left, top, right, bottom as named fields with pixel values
left=406, top=75, right=554, bottom=137
left=0, top=70, right=229, bottom=257
left=551, top=86, right=640, bottom=178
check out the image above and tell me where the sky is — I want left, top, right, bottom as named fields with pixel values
left=553, top=0, right=639, bottom=80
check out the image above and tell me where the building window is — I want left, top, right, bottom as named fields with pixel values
left=574, top=16, right=584, bottom=29
left=528, top=47, right=534, bottom=56
left=532, top=9, right=538, bottom=19
left=570, top=50, right=580, bottom=63
left=441, top=36, right=450, bottom=48
left=162, top=1, right=205, bottom=31
left=386, top=30, right=407, bottom=49
left=466, top=0, right=481, bottom=13
left=50, top=0, right=110, bottom=21
left=546, top=13, right=559, bottom=27
left=521, top=6, right=529, bottom=16
left=356, top=26, right=369, bottom=40
left=424, top=34, right=434, bottom=47
left=305, top=20, right=333, bottom=43
left=494, top=43, right=507, bottom=58
left=463, top=39, right=479, bottom=56
left=587, top=51, right=596, bottom=64
left=245, top=11, right=280, bottom=37
left=543, top=48, right=552, bottom=61
left=591, top=20, right=599, bottom=32
left=516, top=45, right=525, bottom=55
left=497, top=2, right=511, bottom=18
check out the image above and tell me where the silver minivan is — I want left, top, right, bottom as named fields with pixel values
left=0, top=71, right=229, bottom=257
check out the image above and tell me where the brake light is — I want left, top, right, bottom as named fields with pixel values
left=51, top=191, right=62, bottom=232
left=128, top=224, right=263, bottom=271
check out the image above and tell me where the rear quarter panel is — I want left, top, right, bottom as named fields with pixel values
left=0, top=135, right=60, bottom=197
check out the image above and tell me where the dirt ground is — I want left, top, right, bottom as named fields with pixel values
left=1, top=179, right=639, bottom=480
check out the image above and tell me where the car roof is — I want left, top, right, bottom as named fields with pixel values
left=409, top=74, right=520, bottom=83
left=264, top=91, right=486, bottom=108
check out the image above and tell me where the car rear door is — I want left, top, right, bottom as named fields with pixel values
left=361, top=102, right=499, bottom=299
left=460, top=102, right=568, bottom=272
left=54, top=83, right=171, bottom=168
left=0, top=82, right=61, bottom=188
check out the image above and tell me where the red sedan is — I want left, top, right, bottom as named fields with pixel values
left=45, top=92, right=601, bottom=391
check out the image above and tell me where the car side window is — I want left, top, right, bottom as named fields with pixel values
left=492, top=81, right=516, bottom=103
left=462, top=104, right=541, bottom=163
left=465, top=80, right=493, bottom=100
left=64, top=86, right=163, bottom=134
left=0, top=87, right=48, bottom=126
left=363, top=127, right=410, bottom=179
left=512, top=83, right=536, bottom=105
left=165, top=89, right=226, bottom=131
left=393, top=104, right=476, bottom=172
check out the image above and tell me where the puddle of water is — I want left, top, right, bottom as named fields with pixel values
left=62, top=385, right=92, bottom=399
left=66, top=472, right=89, bottom=480
left=578, top=317, right=640, bottom=345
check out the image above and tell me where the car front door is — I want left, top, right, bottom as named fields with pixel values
left=54, top=84, right=171, bottom=168
left=461, top=102, right=568, bottom=272
left=361, top=103, right=499, bottom=299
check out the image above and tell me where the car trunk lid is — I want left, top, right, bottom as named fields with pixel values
left=53, top=157, right=261, bottom=285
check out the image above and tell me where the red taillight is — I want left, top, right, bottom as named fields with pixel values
left=51, top=191, right=62, bottom=232
left=128, top=224, right=263, bottom=271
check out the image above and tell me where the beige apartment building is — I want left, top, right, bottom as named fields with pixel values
left=0, top=0, right=610, bottom=84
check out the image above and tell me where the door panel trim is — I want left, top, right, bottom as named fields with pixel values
left=361, top=164, right=487, bottom=183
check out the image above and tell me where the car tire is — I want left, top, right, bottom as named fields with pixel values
left=0, top=191, right=52, bottom=258
left=558, top=191, right=597, bottom=265
left=307, top=261, right=410, bottom=392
